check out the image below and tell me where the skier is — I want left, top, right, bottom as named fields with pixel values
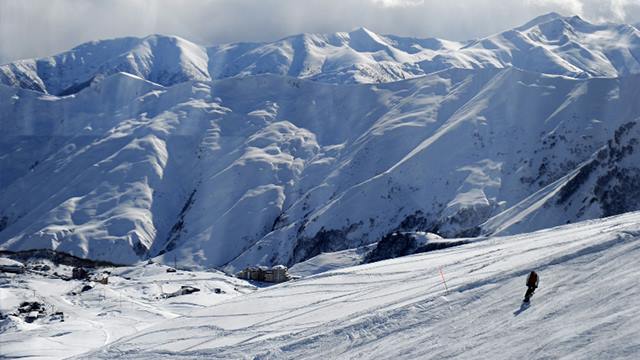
left=523, top=271, right=539, bottom=303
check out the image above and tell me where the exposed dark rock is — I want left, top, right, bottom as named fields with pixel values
left=72, top=267, right=89, bottom=280
left=0, top=249, right=122, bottom=268
left=364, top=232, right=419, bottom=263
left=291, top=222, right=363, bottom=265
left=396, top=210, right=434, bottom=232
left=595, top=168, right=640, bottom=217
left=132, top=238, right=149, bottom=257
left=364, top=231, right=470, bottom=264
left=57, top=76, right=95, bottom=96
left=556, top=158, right=599, bottom=205
left=158, top=189, right=197, bottom=255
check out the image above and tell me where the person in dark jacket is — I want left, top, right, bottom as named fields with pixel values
left=523, top=271, right=539, bottom=303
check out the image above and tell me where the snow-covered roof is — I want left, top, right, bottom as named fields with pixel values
left=0, top=257, right=25, bottom=268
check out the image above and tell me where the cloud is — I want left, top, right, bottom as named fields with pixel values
left=1, top=0, right=639, bottom=64
left=526, top=0, right=584, bottom=16
left=527, top=0, right=640, bottom=22
left=370, top=0, right=425, bottom=7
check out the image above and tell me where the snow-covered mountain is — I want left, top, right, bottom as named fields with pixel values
left=2, top=65, right=640, bottom=269
left=2, top=13, right=640, bottom=269
left=0, top=35, right=210, bottom=95
left=2, top=13, right=640, bottom=94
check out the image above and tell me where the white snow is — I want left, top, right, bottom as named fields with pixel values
left=74, top=211, right=640, bottom=359
left=1, top=12, right=639, bottom=358
left=2, top=60, right=640, bottom=269
left=288, top=244, right=375, bottom=277
left=3, top=14, right=640, bottom=94
left=0, top=257, right=24, bottom=268
left=0, top=261, right=253, bottom=359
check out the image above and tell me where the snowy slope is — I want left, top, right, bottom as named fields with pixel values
left=2, top=65, right=640, bottom=269
left=3, top=13, right=640, bottom=94
left=0, top=35, right=210, bottom=95
left=0, top=261, right=253, bottom=359
left=80, top=211, right=640, bottom=359
left=3, top=13, right=640, bottom=270
left=426, top=13, right=640, bottom=78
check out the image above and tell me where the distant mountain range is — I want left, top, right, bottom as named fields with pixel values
left=3, top=12, right=640, bottom=94
left=1, top=13, right=640, bottom=270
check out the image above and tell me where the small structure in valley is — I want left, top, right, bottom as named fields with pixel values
left=0, top=257, right=25, bottom=274
left=161, top=285, right=200, bottom=299
left=236, top=265, right=291, bottom=283
left=16, top=301, right=47, bottom=323
left=72, top=267, right=89, bottom=280
left=92, top=272, right=109, bottom=284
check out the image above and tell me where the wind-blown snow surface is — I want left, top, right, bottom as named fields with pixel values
left=81, top=212, right=640, bottom=359
left=3, top=13, right=640, bottom=269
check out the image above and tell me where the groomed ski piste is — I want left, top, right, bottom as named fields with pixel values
left=57, top=211, right=639, bottom=359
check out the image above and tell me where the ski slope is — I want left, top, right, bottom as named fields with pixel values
left=83, top=211, right=640, bottom=359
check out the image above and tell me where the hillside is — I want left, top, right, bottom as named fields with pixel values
left=2, top=13, right=640, bottom=270
left=2, top=10, right=640, bottom=359
left=2, top=65, right=640, bottom=269
left=81, top=211, right=640, bottom=359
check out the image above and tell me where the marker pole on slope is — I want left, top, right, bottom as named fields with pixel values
left=439, top=267, right=449, bottom=295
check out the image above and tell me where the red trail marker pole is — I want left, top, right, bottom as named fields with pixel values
left=439, top=266, right=449, bottom=295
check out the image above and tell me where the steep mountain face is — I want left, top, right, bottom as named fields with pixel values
left=2, top=14, right=640, bottom=269
left=2, top=13, right=640, bottom=94
left=2, top=66, right=640, bottom=269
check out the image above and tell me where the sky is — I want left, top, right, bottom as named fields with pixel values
left=1, top=0, right=640, bottom=63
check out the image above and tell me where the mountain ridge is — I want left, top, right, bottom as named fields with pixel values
left=3, top=13, right=640, bottom=96
left=2, top=13, right=640, bottom=269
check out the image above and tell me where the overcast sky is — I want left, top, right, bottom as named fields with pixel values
left=2, top=0, right=640, bottom=63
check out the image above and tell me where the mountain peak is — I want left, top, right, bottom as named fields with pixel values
left=139, top=33, right=195, bottom=45
left=516, top=11, right=565, bottom=31
left=346, top=27, right=390, bottom=52
left=2, top=13, right=639, bottom=95
left=348, top=26, right=377, bottom=36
